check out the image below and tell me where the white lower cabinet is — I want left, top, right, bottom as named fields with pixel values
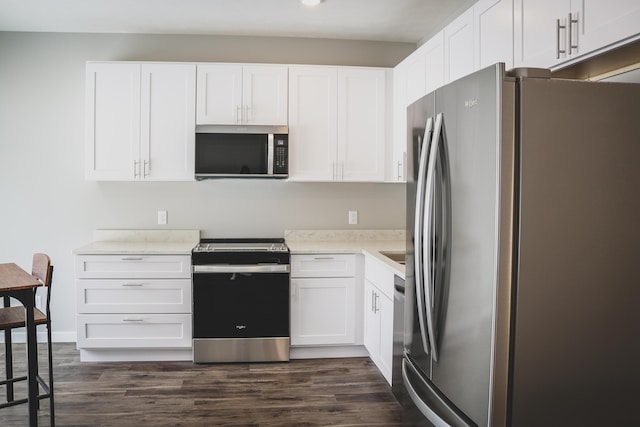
left=75, top=254, right=192, bottom=360
left=363, top=255, right=395, bottom=385
left=290, top=254, right=359, bottom=347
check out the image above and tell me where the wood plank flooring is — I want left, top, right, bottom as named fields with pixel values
left=1, top=343, right=406, bottom=426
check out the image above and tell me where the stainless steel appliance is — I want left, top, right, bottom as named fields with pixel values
left=392, top=274, right=405, bottom=402
left=192, top=238, right=290, bottom=363
left=404, top=64, right=640, bottom=427
left=195, top=126, right=288, bottom=179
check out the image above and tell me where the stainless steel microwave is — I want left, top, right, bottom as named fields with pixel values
left=195, top=126, right=288, bottom=180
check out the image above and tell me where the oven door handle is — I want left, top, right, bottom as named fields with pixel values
left=193, top=264, right=291, bottom=274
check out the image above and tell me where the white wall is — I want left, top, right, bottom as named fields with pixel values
left=0, top=32, right=412, bottom=342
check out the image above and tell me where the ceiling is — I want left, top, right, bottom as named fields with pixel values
left=0, top=0, right=477, bottom=44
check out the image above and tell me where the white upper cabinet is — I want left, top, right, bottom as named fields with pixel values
left=86, top=62, right=196, bottom=181
left=515, top=0, right=640, bottom=69
left=196, top=64, right=288, bottom=126
left=474, top=0, right=514, bottom=70
left=514, top=0, right=574, bottom=67
left=577, top=0, right=640, bottom=56
left=140, top=63, right=196, bottom=181
left=86, top=62, right=141, bottom=180
left=423, top=31, right=445, bottom=95
left=288, top=66, right=338, bottom=181
left=337, top=67, right=387, bottom=182
left=444, top=8, right=475, bottom=83
left=288, top=65, right=388, bottom=182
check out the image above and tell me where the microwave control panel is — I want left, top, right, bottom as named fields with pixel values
left=274, top=135, right=288, bottom=174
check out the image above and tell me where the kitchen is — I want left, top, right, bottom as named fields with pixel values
left=1, top=0, right=639, bottom=426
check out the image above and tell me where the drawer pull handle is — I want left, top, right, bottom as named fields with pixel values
left=313, top=256, right=335, bottom=260
left=122, top=283, right=144, bottom=287
left=123, top=318, right=144, bottom=322
left=121, top=257, right=143, bottom=261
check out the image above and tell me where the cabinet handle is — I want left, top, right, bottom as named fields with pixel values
left=568, top=13, right=579, bottom=55
left=122, top=282, right=144, bottom=287
left=123, top=318, right=144, bottom=322
left=371, top=290, right=376, bottom=312
left=397, top=161, right=403, bottom=180
left=556, top=18, right=567, bottom=59
left=143, top=160, right=149, bottom=178
left=373, top=292, right=380, bottom=313
left=121, top=257, right=143, bottom=261
left=244, top=105, right=250, bottom=124
left=313, top=256, right=335, bottom=260
left=341, top=162, right=345, bottom=180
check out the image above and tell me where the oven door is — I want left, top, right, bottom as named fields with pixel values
left=193, top=265, right=290, bottom=339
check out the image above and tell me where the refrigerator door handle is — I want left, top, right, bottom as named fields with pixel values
left=424, top=112, right=445, bottom=362
left=414, top=116, right=434, bottom=355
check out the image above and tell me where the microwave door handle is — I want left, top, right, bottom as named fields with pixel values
left=267, top=134, right=274, bottom=175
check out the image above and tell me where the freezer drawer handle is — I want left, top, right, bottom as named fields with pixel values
left=402, top=359, right=451, bottom=427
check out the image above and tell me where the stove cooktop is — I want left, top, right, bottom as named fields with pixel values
left=192, top=238, right=288, bottom=254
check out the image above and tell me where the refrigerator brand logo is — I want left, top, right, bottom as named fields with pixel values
left=465, top=98, right=478, bottom=108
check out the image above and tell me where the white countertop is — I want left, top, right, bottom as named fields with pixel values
left=285, top=229, right=406, bottom=278
left=72, top=229, right=200, bottom=255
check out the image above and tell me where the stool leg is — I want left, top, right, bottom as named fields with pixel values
left=3, top=295, right=14, bottom=403
left=47, top=323, right=55, bottom=426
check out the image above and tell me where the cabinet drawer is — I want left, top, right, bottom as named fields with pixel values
left=364, top=255, right=395, bottom=299
left=76, top=255, right=191, bottom=279
left=76, top=313, right=192, bottom=348
left=76, top=279, right=192, bottom=314
left=291, top=254, right=356, bottom=278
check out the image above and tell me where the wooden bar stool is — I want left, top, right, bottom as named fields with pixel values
left=1, top=253, right=55, bottom=426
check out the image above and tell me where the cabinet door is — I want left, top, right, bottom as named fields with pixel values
left=363, top=280, right=381, bottom=357
left=444, top=8, right=476, bottom=83
left=141, top=63, right=196, bottom=181
left=288, top=66, right=338, bottom=181
left=85, top=62, right=140, bottom=180
left=196, top=64, right=242, bottom=125
left=391, top=63, right=407, bottom=182
left=291, top=277, right=356, bottom=345
left=475, top=0, right=514, bottom=70
left=423, top=31, right=446, bottom=95
left=514, top=0, right=572, bottom=67
left=578, top=0, right=640, bottom=56
left=337, top=68, right=387, bottom=182
left=242, top=65, right=288, bottom=126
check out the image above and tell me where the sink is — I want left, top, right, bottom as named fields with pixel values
left=380, top=251, right=406, bottom=265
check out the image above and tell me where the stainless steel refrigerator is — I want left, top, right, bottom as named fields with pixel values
left=403, top=63, right=640, bottom=427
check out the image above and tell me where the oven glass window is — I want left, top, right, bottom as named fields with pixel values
left=195, top=133, right=267, bottom=174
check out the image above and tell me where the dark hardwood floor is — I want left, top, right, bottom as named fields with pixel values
left=1, top=343, right=406, bottom=426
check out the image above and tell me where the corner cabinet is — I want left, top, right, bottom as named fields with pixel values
left=288, top=66, right=388, bottom=182
left=196, top=64, right=288, bottom=126
left=290, top=254, right=358, bottom=346
left=75, top=254, right=193, bottom=362
left=85, top=62, right=196, bottom=181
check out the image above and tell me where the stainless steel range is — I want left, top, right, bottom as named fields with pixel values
left=191, top=238, right=290, bottom=363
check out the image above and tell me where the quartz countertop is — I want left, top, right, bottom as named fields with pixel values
left=72, top=229, right=200, bottom=255
left=285, top=229, right=406, bottom=278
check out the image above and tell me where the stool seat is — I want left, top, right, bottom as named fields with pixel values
left=0, top=306, right=47, bottom=328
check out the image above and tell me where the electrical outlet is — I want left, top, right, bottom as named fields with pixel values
left=158, top=210, right=168, bottom=225
left=348, top=210, right=358, bottom=225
